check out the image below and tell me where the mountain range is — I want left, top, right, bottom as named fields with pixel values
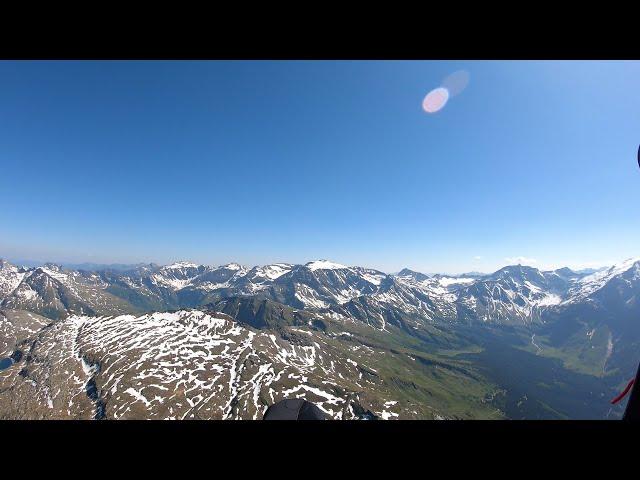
left=1, top=257, right=638, bottom=420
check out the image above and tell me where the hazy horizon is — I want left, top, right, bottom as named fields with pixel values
left=1, top=252, right=631, bottom=276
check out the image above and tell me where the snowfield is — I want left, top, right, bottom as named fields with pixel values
left=0, top=309, right=408, bottom=420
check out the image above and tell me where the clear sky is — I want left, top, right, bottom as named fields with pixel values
left=1, top=61, right=639, bottom=274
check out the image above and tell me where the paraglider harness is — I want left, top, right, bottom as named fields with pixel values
left=262, top=398, right=327, bottom=420
left=613, top=366, right=639, bottom=420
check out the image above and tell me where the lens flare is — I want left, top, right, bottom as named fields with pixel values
left=422, top=70, right=469, bottom=114
left=422, top=87, right=449, bottom=113
left=441, top=70, right=470, bottom=97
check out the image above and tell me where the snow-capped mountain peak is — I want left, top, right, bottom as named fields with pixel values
left=254, top=263, right=292, bottom=280
left=3, top=256, right=640, bottom=334
left=395, top=268, right=431, bottom=283
left=569, top=257, right=640, bottom=300
left=39, top=264, right=69, bottom=282
left=0, top=260, right=28, bottom=298
left=220, top=263, right=245, bottom=271
left=305, top=260, right=349, bottom=271
left=164, top=261, right=201, bottom=269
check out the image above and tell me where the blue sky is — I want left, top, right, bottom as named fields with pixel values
left=1, top=61, right=639, bottom=274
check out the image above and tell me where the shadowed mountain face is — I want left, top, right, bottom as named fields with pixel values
left=1, top=257, right=638, bottom=419
left=206, top=296, right=321, bottom=331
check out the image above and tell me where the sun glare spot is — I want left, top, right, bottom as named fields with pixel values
left=422, top=70, right=469, bottom=114
left=422, top=87, right=450, bottom=113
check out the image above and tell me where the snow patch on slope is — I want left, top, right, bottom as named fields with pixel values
left=305, top=260, right=348, bottom=271
left=570, top=257, right=640, bottom=300
left=256, top=264, right=292, bottom=280
left=165, top=261, right=200, bottom=269
left=437, top=277, right=476, bottom=287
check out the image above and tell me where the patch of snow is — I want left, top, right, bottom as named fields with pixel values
left=379, top=410, right=399, bottom=420
left=41, top=267, right=69, bottom=283
left=438, top=277, right=476, bottom=287
left=257, top=264, right=292, bottom=280
left=221, top=263, right=243, bottom=271
left=151, top=275, right=193, bottom=290
left=305, top=260, right=348, bottom=271
left=164, top=261, right=200, bottom=269
left=361, top=272, right=385, bottom=286
left=536, top=293, right=561, bottom=306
